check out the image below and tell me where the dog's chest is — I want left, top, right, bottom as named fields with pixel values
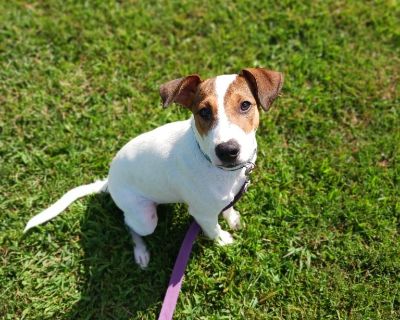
left=176, top=164, right=248, bottom=213
left=109, top=119, right=249, bottom=211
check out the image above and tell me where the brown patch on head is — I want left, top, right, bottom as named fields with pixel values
left=224, top=75, right=260, bottom=133
left=191, top=78, right=218, bottom=137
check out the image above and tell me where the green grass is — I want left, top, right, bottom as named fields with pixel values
left=1, top=0, right=399, bottom=319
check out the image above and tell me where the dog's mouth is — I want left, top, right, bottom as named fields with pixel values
left=218, top=161, right=240, bottom=169
left=215, top=148, right=257, bottom=172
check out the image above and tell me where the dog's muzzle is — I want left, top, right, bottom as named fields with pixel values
left=215, top=139, right=240, bottom=164
left=191, top=123, right=256, bottom=173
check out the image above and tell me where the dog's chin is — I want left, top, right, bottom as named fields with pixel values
left=215, top=158, right=245, bottom=169
left=219, top=161, right=239, bottom=169
left=213, top=155, right=247, bottom=169
left=210, top=153, right=250, bottom=169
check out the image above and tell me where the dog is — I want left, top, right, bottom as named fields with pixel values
left=24, top=68, right=283, bottom=268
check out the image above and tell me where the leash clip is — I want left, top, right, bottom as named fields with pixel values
left=245, top=162, right=255, bottom=175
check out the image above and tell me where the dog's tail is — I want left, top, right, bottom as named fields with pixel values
left=24, top=179, right=108, bottom=233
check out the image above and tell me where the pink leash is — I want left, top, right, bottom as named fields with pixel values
left=158, top=221, right=201, bottom=320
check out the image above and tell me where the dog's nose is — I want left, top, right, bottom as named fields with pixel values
left=215, top=140, right=240, bottom=163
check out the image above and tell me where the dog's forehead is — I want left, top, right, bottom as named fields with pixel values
left=197, top=74, right=237, bottom=100
left=193, top=75, right=238, bottom=107
left=196, top=74, right=254, bottom=106
left=215, top=74, right=238, bottom=101
left=196, top=77, right=217, bottom=100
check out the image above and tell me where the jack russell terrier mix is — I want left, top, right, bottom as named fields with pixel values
left=24, top=68, right=283, bottom=268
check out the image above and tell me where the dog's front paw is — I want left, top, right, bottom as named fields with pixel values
left=216, top=230, right=234, bottom=246
left=134, top=246, right=150, bottom=269
left=223, top=208, right=242, bottom=230
left=228, top=210, right=242, bottom=230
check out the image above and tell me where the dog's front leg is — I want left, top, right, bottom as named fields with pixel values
left=222, top=207, right=242, bottom=230
left=189, top=208, right=234, bottom=245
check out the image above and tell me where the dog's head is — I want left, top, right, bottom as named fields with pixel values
left=160, top=68, right=283, bottom=168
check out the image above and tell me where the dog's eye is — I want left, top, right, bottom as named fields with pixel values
left=240, top=101, right=252, bottom=112
left=198, top=107, right=212, bottom=120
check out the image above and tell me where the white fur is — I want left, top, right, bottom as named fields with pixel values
left=24, top=180, right=107, bottom=233
left=107, top=119, right=248, bottom=240
left=223, top=207, right=242, bottom=230
left=24, top=73, right=260, bottom=268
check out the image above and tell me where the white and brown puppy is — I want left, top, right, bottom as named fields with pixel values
left=24, top=68, right=283, bottom=268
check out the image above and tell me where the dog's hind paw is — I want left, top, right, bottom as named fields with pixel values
left=216, top=230, right=234, bottom=246
left=134, top=246, right=150, bottom=269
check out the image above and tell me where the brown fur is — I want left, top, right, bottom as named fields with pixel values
left=240, top=68, right=283, bottom=111
left=159, top=75, right=201, bottom=108
left=224, top=75, right=260, bottom=133
left=160, top=68, right=283, bottom=137
left=191, top=78, right=218, bottom=137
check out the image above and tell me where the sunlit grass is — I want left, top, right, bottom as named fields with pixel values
left=1, top=1, right=399, bottom=319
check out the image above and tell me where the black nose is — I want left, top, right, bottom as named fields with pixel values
left=215, top=140, right=240, bottom=163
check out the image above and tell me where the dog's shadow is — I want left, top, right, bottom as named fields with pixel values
left=66, top=193, right=197, bottom=319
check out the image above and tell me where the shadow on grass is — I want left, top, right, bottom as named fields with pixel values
left=66, top=193, right=195, bottom=320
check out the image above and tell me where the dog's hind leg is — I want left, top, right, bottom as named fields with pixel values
left=123, top=199, right=157, bottom=269
left=129, top=227, right=151, bottom=269
left=110, top=189, right=158, bottom=268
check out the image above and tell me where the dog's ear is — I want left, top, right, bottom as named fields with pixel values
left=240, top=68, right=283, bottom=112
left=160, top=75, right=202, bottom=108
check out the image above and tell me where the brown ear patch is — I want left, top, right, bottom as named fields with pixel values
left=240, top=68, right=283, bottom=112
left=159, top=75, right=202, bottom=108
left=224, top=75, right=260, bottom=133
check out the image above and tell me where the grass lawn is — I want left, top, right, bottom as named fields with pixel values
left=1, top=1, right=399, bottom=319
